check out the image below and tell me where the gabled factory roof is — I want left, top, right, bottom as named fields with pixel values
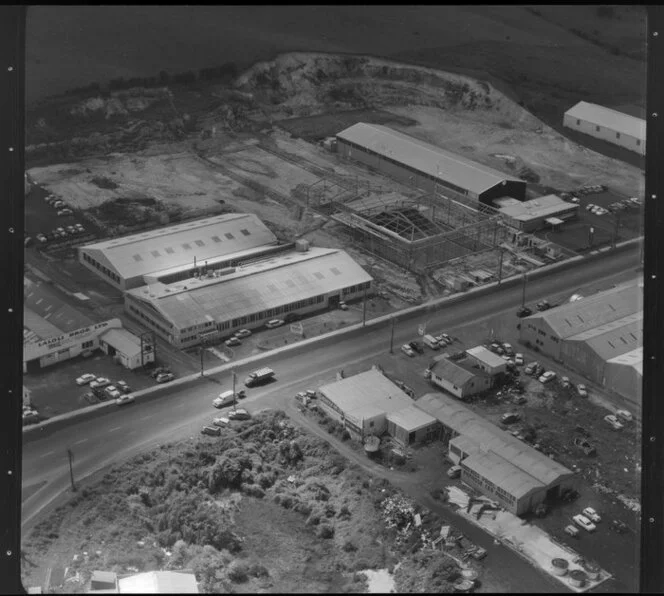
left=80, top=213, right=277, bottom=280
left=565, top=101, right=646, bottom=140
left=524, top=283, right=642, bottom=340
left=24, top=279, right=94, bottom=333
left=567, top=312, right=642, bottom=361
left=336, top=123, right=523, bottom=195
left=416, top=393, right=573, bottom=487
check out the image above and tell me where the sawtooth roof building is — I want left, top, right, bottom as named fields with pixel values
left=416, top=393, right=577, bottom=515
left=79, top=213, right=279, bottom=290
left=520, top=281, right=643, bottom=408
left=124, top=245, right=372, bottom=348
left=336, top=123, right=527, bottom=205
left=563, top=101, right=646, bottom=156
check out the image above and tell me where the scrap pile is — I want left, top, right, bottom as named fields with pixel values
left=380, top=494, right=433, bottom=550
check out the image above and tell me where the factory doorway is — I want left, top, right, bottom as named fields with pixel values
left=329, top=294, right=341, bottom=308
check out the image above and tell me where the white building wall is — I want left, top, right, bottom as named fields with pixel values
left=430, top=373, right=465, bottom=399
left=563, top=114, right=645, bottom=156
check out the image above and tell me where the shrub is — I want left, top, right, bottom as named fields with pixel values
left=241, top=483, right=265, bottom=499
left=338, top=505, right=351, bottom=520
left=306, top=513, right=321, bottom=527
left=256, top=471, right=276, bottom=489
left=294, top=501, right=312, bottom=516
left=342, top=540, right=357, bottom=553
left=316, top=524, right=335, bottom=539
left=227, top=559, right=250, bottom=583
left=248, top=562, right=270, bottom=578
left=324, top=504, right=336, bottom=518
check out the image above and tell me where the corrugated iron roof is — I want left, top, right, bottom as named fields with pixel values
left=128, top=248, right=372, bottom=330
left=117, top=571, right=199, bottom=594
left=430, top=357, right=481, bottom=388
left=567, top=312, right=642, bottom=361
left=100, top=328, right=143, bottom=357
left=565, top=101, right=646, bottom=140
left=607, top=346, right=643, bottom=375
left=336, top=123, right=523, bottom=195
left=319, top=370, right=413, bottom=423
left=23, top=307, right=63, bottom=341
left=415, top=393, right=572, bottom=487
left=466, top=346, right=507, bottom=369
left=386, top=405, right=437, bottom=432
left=462, top=450, right=545, bottom=500
left=24, top=281, right=94, bottom=333
left=524, top=283, right=642, bottom=340
left=80, top=214, right=277, bottom=280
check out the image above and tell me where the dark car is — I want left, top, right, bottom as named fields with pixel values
left=536, top=300, right=551, bottom=311
left=534, top=364, right=545, bottom=377
left=284, top=312, right=301, bottom=323
left=201, top=425, right=221, bottom=436
left=516, top=306, right=532, bottom=318
left=408, top=341, right=424, bottom=354
left=501, top=412, right=521, bottom=425
left=150, top=366, right=171, bottom=379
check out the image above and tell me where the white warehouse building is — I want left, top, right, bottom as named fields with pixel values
left=563, top=101, right=646, bottom=156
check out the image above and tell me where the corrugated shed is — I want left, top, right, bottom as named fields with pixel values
left=81, top=213, right=277, bottom=280
left=319, top=369, right=413, bottom=421
left=100, top=328, right=143, bottom=357
left=430, top=357, right=479, bottom=388
left=415, top=393, right=573, bottom=487
left=128, top=248, right=372, bottom=330
left=24, top=281, right=94, bottom=333
left=465, top=346, right=507, bottom=369
left=565, top=101, right=646, bottom=140
left=524, top=283, right=642, bottom=340
left=462, top=450, right=545, bottom=500
left=386, top=405, right=437, bottom=433
left=336, top=123, right=522, bottom=195
left=567, top=312, right=642, bottom=361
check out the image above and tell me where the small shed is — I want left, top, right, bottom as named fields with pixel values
left=465, top=346, right=507, bottom=377
left=386, top=405, right=440, bottom=446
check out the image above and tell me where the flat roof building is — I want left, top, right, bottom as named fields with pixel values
left=79, top=213, right=278, bottom=290
left=465, top=346, right=508, bottom=376
left=416, top=393, right=576, bottom=515
left=336, top=123, right=527, bottom=205
left=99, top=327, right=155, bottom=370
left=386, top=404, right=441, bottom=447
left=563, top=101, right=646, bottom=156
left=124, top=246, right=372, bottom=348
left=497, top=195, right=579, bottom=233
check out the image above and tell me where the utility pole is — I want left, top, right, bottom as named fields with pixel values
left=612, top=212, right=621, bottom=249
left=362, top=285, right=368, bottom=327
left=496, top=248, right=504, bottom=285
left=232, top=370, right=237, bottom=412
left=67, top=448, right=76, bottom=492
left=389, top=317, right=397, bottom=354
left=521, top=272, right=528, bottom=309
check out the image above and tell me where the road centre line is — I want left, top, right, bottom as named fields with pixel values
left=73, top=438, right=88, bottom=445
left=38, top=450, right=55, bottom=458
left=109, top=426, right=122, bottom=432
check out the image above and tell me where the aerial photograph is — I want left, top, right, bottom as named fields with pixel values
left=21, top=5, right=646, bottom=594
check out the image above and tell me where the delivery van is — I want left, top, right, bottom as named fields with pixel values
left=423, top=334, right=440, bottom=350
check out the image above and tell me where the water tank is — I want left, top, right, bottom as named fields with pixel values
left=295, top=239, right=310, bottom=252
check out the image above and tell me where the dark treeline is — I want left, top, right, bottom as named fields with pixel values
left=64, top=62, right=239, bottom=96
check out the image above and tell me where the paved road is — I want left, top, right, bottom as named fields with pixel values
left=21, top=246, right=641, bottom=591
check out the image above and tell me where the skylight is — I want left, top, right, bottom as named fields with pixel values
left=211, top=236, right=222, bottom=243
left=182, top=243, right=192, bottom=250
left=330, top=267, right=342, bottom=276
left=151, top=250, right=161, bottom=257
left=133, top=254, right=143, bottom=262
left=313, top=272, right=325, bottom=280
left=240, top=229, right=251, bottom=236
left=195, top=240, right=205, bottom=247
left=225, top=233, right=235, bottom=240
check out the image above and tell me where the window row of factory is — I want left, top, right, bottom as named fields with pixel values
left=461, top=463, right=516, bottom=505
left=575, top=119, right=642, bottom=146
left=126, top=303, right=172, bottom=338
left=82, top=253, right=121, bottom=284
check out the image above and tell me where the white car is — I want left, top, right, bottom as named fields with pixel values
left=585, top=203, right=596, bottom=211
left=604, top=414, right=624, bottom=430
left=401, top=344, right=415, bottom=357
left=582, top=507, right=601, bottom=523
left=539, top=371, right=557, bottom=384
left=105, top=385, right=122, bottom=399
left=502, top=343, right=514, bottom=356
left=213, top=416, right=230, bottom=426
left=616, top=409, right=633, bottom=422
left=577, top=384, right=588, bottom=398
left=225, top=337, right=242, bottom=347
left=36, top=233, right=47, bottom=243
left=338, top=301, right=349, bottom=310
left=514, top=353, right=524, bottom=366
left=265, top=319, right=284, bottom=329
left=235, top=329, right=252, bottom=338
left=570, top=197, right=580, bottom=204
left=90, top=377, right=110, bottom=389
left=573, top=514, right=596, bottom=533
left=116, top=394, right=135, bottom=406
left=76, top=373, right=96, bottom=386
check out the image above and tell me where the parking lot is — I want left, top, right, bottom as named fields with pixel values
left=23, top=351, right=157, bottom=419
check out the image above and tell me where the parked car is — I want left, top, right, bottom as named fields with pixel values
left=401, top=344, right=415, bottom=357
left=65, top=225, right=76, bottom=234
left=447, top=465, right=462, bottom=479
left=338, top=301, right=349, bottom=310
left=156, top=373, right=175, bottom=383
left=235, top=329, right=252, bottom=338
left=583, top=507, right=601, bottom=523
left=539, top=371, right=557, bottom=384
left=75, top=224, right=86, bottom=233
left=36, top=233, right=47, bottom=243
left=213, top=416, right=230, bottom=427
left=560, top=376, right=571, bottom=389
left=616, top=409, right=633, bottom=422
left=524, top=362, right=539, bottom=375
left=516, top=306, right=532, bottom=318
left=534, top=364, right=545, bottom=377
left=225, top=337, right=242, bottom=347
left=610, top=519, right=628, bottom=534
left=564, top=524, right=580, bottom=538
left=577, top=384, right=588, bottom=398
left=536, top=300, right=551, bottom=311
left=116, top=394, right=135, bottom=406
left=265, top=319, right=284, bottom=329
left=572, top=514, right=596, bottom=532
left=57, top=209, right=74, bottom=217
left=585, top=203, right=596, bottom=211
left=409, top=341, right=424, bottom=354
left=284, top=312, right=301, bottom=323
left=89, top=377, right=110, bottom=389
left=201, top=425, right=222, bottom=437
left=116, top=380, right=132, bottom=394
left=629, top=197, right=643, bottom=206
left=75, top=373, right=96, bottom=386
left=570, top=197, right=580, bottom=204
left=150, top=366, right=171, bottom=379
left=502, top=343, right=514, bottom=356
left=213, top=390, right=242, bottom=409
left=604, top=414, right=624, bottom=430
left=228, top=408, right=251, bottom=421
left=105, top=385, right=122, bottom=399
left=489, top=342, right=501, bottom=353
left=514, top=353, right=524, bottom=366
left=501, top=412, right=520, bottom=424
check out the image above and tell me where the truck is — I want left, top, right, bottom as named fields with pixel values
left=423, top=334, right=440, bottom=350
left=244, top=367, right=275, bottom=387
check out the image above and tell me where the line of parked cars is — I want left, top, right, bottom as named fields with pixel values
left=402, top=332, right=453, bottom=357
left=566, top=507, right=602, bottom=536
left=36, top=222, right=86, bottom=244
left=76, top=373, right=135, bottom=405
